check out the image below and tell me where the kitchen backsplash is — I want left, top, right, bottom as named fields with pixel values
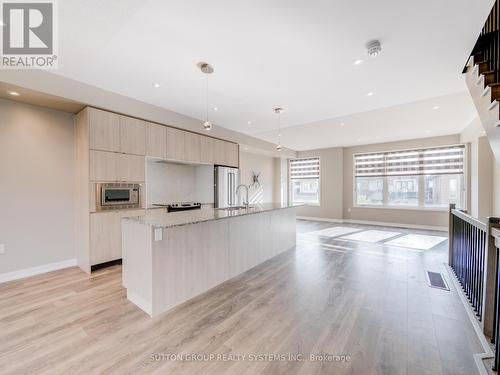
left=147, top=161, right=214, bottom=205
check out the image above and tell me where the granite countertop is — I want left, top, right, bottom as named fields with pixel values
left=126, top=203, right=301, bottom=228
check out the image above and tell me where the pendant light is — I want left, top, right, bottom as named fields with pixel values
left=199, top=62, right=214, bottom=131
left=274, top=107, right=284, bottom=151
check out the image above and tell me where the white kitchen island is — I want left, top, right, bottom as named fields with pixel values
left=122, top=203, right=298, bottom=317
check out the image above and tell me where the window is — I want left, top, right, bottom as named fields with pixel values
left=387, top=176, right=419, bottom=206
left=424, top=174, right=463, bottom=208
left=354, top=145, right=466, bottom=209
left=289, top=157, right=320, bottom=205
left=356, top=177, right=383, bottom=205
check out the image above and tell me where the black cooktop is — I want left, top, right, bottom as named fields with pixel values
left=152, top=202, right=202, bottom=212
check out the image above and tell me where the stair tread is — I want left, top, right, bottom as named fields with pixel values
left=483, top=70, right=495, bottom=75
left=488, top=83, right=500, bottom=87
left=476, top=60, right=488, bottom=64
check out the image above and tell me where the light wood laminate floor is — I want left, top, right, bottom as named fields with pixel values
left=0, top=221, right=483, bottom=375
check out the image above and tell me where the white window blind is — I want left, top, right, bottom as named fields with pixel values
left=289, top=157, right=320, bottom=179
left=354, top=145, right=465, bottom=177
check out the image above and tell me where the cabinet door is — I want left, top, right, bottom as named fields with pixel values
left=120, top=116, right=146, bottom=155
left=166, top=127, right=186, bottom=161
left=184, top=132, right=201, bottom=163
left=225, top=142, right=239, bottom=167
left=90, top=210, right=147, bottom=266
left=90, top=150, right=118, bottom=181
left=89, top=108, right=120, bottom=152
left=200, top=136, right=214, bottom=164
left=117, top=153, right=145, bottom=182
left=90, top=212, right=121, bottom=265
left=146, top=123, right=167, bottom=158
left=213, top=139, right=226, bottom=165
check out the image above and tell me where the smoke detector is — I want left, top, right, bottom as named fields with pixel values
left=198, top=62, right=214, bottom=74
left=366, top=40, right=382, bottom=58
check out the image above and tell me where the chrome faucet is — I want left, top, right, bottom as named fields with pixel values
left=236, top=184, right=249, bottom=208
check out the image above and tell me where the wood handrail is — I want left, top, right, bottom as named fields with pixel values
left=451, top=208, right=487, bottom=231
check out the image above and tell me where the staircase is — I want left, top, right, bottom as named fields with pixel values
left=464, top=0, right=500, bottom=163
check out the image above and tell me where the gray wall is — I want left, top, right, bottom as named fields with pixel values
left=469, top=137, right=493, bottom=221
left=460, top=118, right=495, bottom=222
left=293, top=135, right=461, bottom=228
left=342, top=135, right=460, bottom=228
left=239, top=151, right=277, bottom=204
left=295, top=147, right=344, bottom=220
left=0, top=99, right=76, bottom=274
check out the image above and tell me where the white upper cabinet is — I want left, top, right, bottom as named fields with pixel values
left=213, top=139, right=226, bottom=166
left=200, top=136, right=214, bottom=165
left=117, top=153, right=145, bottom=182
left=146, top=123, right=167, bottom=158
left=225, top=142, right=239, bottom=168
left=213, top=139, right=238, bottom=167
left=166, top=127, right=186, bottom=161
left=120, top=116, right=146, bottom=155
left=87, top=107, right=236, bottom=166
left=184, top=132, right=201, bottom=163
left=89, top=108, right=120, bottom=152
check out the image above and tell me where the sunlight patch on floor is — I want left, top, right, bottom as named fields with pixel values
left=385, top=233, right=447, bottom=250
left=340, top=229, right=401, bottom=243
left=307, top=226, right=361, bottom=238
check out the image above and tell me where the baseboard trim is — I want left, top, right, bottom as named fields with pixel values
left=296, top=216, right=343, bottom=223
left=343, top=219, right=448, bottom=232
left=296, top=216, right=447, bottom=232
left=0, top=259, right=77, bottom=284
left=127, top=290, right=152, bottom=317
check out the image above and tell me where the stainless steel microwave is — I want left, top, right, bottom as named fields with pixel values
left=96, top=183, right=141, bottom=210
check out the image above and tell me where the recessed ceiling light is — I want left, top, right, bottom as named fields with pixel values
left=353, top=59, right=364, bottom=65
left=340, top=122, right=345, bottom=127
left=0, top=20, right=4, bottom=27
left=153, top=83, right=160, bottom=88
left=247, top=121, right=252, bottom=125
left=7, top=91, right=20, bottom=96
left=432, top=105, right=440, bottom=110
left=212, top=107, right=218, bottom=111
left=367, top=92, right=374, bottom=96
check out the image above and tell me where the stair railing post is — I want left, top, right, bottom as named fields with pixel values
left=483, top=217, right=500, bottom=339
left=449, top=203, right=456, bottom=266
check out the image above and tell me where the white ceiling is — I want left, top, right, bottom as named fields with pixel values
left=55, top=0, right=492, bottom=149
left=256, top=91, right=478, bottom=150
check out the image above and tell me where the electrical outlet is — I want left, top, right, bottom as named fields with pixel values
left=0, top=244, right=5, bottom=254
